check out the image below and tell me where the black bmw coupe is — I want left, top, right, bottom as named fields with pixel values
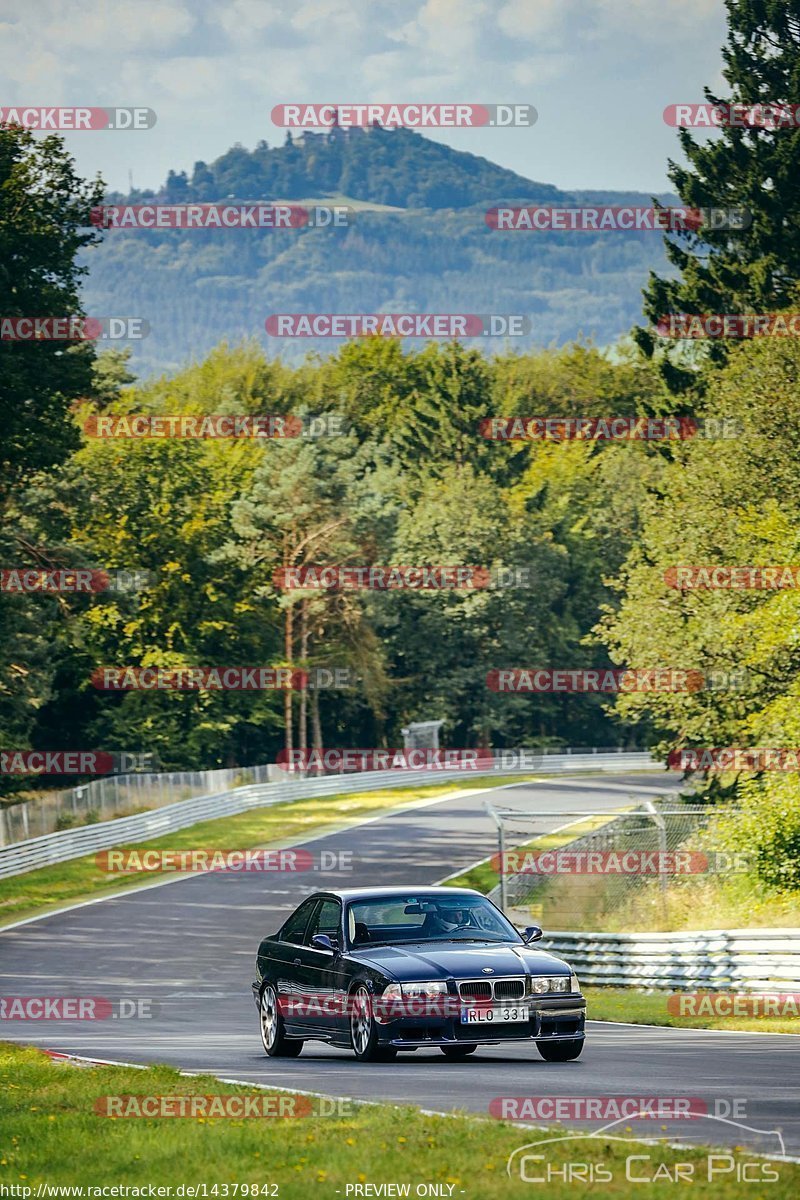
left=252, top=885, right=586, bottom=1062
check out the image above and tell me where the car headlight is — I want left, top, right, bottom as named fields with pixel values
left=382, top=984, right=402, bottom=1001
left=570, top=972, right=580, bottom=993
left=401, top=981, right=448, bottom=999
left=529, top=975, right=573, bottom=994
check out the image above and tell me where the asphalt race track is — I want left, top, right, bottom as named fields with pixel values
left=1, top=772, right=798, bottom=1159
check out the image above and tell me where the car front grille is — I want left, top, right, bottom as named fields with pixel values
left=458, top=977, right=525, bottom=1001
left=494, top=979, right=525, bottom=1000
left=459, top=980, right=492, bottom=1000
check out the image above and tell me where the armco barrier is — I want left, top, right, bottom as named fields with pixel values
left=0, top=750, right=660, bottom=879
left=542, top=929, right=800, bottom=991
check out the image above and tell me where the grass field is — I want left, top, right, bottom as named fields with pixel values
left=585, top=987, right=800, bottom=1035
left=0, top=774, right=536, bottom=927
left=1, top=1043, right=795, bottom=1197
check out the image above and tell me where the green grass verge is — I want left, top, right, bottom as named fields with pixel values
left=0, top=775, right=536, bottom=928
left=585, top=986, right=800, bottom=1034
left=1, top=1043, right=795, bottom=1196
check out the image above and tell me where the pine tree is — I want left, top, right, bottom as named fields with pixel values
left=635, top=0, right=800, bottom=393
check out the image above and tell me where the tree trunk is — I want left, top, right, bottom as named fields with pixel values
left=310, top=686, right=323, bottom=752
left=298, top=600, right=308, bottom=755
left=284, top=601, right=294, bottom=759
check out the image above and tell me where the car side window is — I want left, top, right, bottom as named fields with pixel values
left=279, top=899, right=317, bottom=945
left=305, top=899, right=341, bottom=946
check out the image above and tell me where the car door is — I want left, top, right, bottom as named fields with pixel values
left=269, top=897, right=318, bottom=1031
left=297, top=898, right=345, bottom=1036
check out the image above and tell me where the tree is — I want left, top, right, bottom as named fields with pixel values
left=599, top=333, right=800, bottom=776
left=635, top=0, right=800, bottom=394
left=0, top=126, right=104, bottom=499
left=0, top=128, right=104, bottom=787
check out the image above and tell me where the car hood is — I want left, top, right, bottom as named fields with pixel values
left=349, top=940, right=571, bottom=981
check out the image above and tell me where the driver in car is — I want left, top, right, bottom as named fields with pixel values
left=421, top=904, right=473, bottom=935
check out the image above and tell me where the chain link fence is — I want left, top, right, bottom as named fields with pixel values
left=486, top=798, right=737, bottom=931
left=0, top=764, right=283, bottom=846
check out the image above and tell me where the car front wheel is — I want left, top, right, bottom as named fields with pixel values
left=537, top=1038, right=583, bottom=1062
left=260, top=983, right=303, bottom=1057
left=350, top=984, right=393, bottom=1062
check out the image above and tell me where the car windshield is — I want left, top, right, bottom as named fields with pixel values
left=347, top=894, right=520, bottom=946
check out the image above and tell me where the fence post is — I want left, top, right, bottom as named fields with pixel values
left=645, top=800, right=669, bottom=924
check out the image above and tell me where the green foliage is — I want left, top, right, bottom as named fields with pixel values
left=600, top=331, right=800, bottom=890
left=6, top=338, right=659, bottom=773
left=0, top=126, right=104, bottom=493
left=131, top=125, right=560, bottom=211
left=637, top=0, right=800, bottom=392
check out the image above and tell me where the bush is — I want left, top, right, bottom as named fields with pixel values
left=706, top=775, right=800, bottom=893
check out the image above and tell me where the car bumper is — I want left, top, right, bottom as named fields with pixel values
left=377, top=995, right=586, bottom=1048
left=250, top=982, right=586, bottom=1047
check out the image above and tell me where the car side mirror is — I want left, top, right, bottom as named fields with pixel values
left=311, top=933, right=337, bottom=952
left=521, top=925, right=543, bottom=944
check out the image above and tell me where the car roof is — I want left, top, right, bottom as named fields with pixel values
left=309, top=886, right=483, bottom=902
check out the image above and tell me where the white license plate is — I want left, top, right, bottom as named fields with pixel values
left=461, top=1005, right=529, bottom=1024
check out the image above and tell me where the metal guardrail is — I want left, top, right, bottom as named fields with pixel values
left=0, top=764, right=279, bottom=845
left=0, top=750, right=661, bottom=879
left=543, top=929, right=800, bottom=991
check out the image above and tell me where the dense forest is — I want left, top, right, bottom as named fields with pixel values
left=1, top=331, right=666, bottom=779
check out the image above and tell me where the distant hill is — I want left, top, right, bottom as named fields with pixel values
left=84, top=126, right=677, bottom=376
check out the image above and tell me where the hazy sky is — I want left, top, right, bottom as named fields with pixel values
left=0, top=0, right=729, bottom=195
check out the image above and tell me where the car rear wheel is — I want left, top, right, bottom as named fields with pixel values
left=350, top=984, right=389, bottom=1062
left=537, top=1038, right=583, bottom=1062
left=441, top=1044, right=478, bottom=1058
left=260, top=983, right=303, bottom=1057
